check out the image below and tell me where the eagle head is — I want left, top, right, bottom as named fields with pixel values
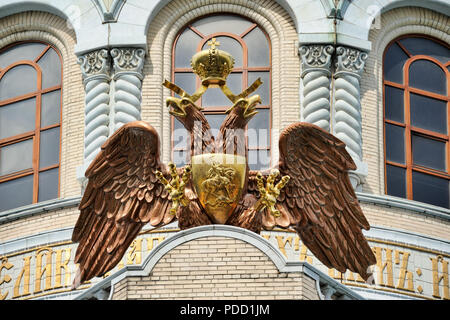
left=225, top=95, right=262, bottom=123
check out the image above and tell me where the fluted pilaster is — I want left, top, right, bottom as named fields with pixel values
left=299, top=44, right=334, bottom=132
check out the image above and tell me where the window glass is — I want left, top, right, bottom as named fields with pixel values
left=41, top=90, right=61, bottom=127
left=38, top=168, right=59, bottom=202
left=385, top=123, right=405, bottom=164
left=175, top=29, right=202, bottom=68
left=0, top=65, right=37, bottom=100
left=0, top=42, right=47, bottom=69
left=399, top=37, right=450, bottom=64
left=412, top=134, right=446, bottom=171
left=39, top=127, right=60, bottom=168
left=0, top=174, right=33, bottom=211
left=409, top=60, right=446, bottom=95
left=410, top=93, right=447, bottom=134
left=0, top=139, right=33, bottom=176
left=384, top=35, right=449, bottom=209
left=191, top=15, right=253, bottom=37
left=412, top=171, right=449, bottom=208
left=386, top=165, right=406, bottom=198
left=0, top=97, right=36, bottom=139
left=384, top=86, right=404, bottom=123
left=383, top=42, right=409, bottom=84
left=244, top=27, right=270, bottom=67
left=0, top=42, right=62, bottom=210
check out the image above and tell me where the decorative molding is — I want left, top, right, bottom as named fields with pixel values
left=111, top=47, right=145, bottom=78
left=357, top=192, right=450, bottom=223
left=111, top=47, right=145, bottom=130
left=299, top=44, right=334, bottom=131
left=92, top=0, right=127, bottom=23
left=335, top=46, right=368, bottom=79
left=0, top=197, right=81, bottom=225
left=78, top=48, right=111, bottom=82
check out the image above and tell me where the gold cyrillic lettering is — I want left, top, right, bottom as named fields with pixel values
left=275, top=236, right=292, bottom=258
left=34, top=248, right=53, bottom=294
left=395, top=250, right=414, bottom=292
left=127, top=238, right=143, bottom=265
left=430, top=255, right=449, bottom=299
left=13, top=256, right=31, bottom=298
left=54, top=248, right=72, bottom=289
left=0, top=257, right=13, bottom=300
left=373, top=247, right=394, bottom=288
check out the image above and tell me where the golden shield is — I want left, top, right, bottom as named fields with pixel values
left=191, top=153, right=246, bottom=224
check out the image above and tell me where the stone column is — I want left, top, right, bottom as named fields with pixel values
left=110, top=47, right=145, bottom=131
left=333, top=46, right=368, bottom=190
left=77, top=49, right=111, bottom=163
left=299, top=44, right=334, bottom=132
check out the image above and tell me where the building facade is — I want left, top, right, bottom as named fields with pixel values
left=0, top=0, right=448, bottom=300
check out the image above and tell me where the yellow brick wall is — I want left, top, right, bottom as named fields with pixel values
left=0, top=206, right=79, bottom=243
left=111, top=236, right=320, bottom=300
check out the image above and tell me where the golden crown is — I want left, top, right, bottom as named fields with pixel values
left=191, top=38, right=234, bottom=87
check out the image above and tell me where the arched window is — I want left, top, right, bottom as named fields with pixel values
left=383, top=35, right=450, bottom=208
left=0, top=41, right=62, bottom=211
left=171, top=14, right=271, bottom=170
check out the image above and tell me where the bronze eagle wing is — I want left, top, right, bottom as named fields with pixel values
left=249, top=122, right=376, bottom=280
left=71, top=121, right=176, bottom=287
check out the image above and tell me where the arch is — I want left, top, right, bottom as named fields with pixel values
left=142, top=0, right=300, bottom=165
left=338, top=0, right=450, bottom=51
left=0, top=0, right=110, bottom=54
left=0, top=11, right=84, bottom=199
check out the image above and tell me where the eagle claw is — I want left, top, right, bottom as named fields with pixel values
left=156, top=162, right=191, bottom=215
left=254, top=169, right=290, bottom=217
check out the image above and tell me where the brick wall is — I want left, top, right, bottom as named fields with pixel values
left=111, top=236, right=320, bottom=300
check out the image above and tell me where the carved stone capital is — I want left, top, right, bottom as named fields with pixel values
left=111, top=47, right=146, bottom=80
left=334, top=46, right=368, bottom=79
left=77, top=48, right=111, bottom=83
left=299, top=44, right=334, bottom=77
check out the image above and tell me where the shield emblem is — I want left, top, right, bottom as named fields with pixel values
left=191, top=153, right=247, bottom=224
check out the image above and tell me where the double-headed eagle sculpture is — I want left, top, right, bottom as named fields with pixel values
left=72, top=39, right=376, bottom=288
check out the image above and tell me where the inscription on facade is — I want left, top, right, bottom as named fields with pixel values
left=0, top=230, right=448, bottom=300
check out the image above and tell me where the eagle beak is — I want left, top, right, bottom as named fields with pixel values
left=166, top=97, right=202, bottom=117
left=243, top=95, right=261, bottom=119
left=225, top=95, right=261, bottom=119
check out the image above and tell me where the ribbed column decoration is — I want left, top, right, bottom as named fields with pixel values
left=111, top=48, right=145, bottom=131
left=333, top=46, right=368, bottom=190
left=299, top=44, right=334, bottom=132
left=78, top=49, right=111, bottom=163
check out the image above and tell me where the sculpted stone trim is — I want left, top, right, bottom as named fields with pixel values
left=78, top=49, right=111, bottom=163
left=357, top=192, right=450, bottom=223
left=0, top=197, right=81, bottom=225
left=299, top=44, right=334, bottom=132
left=75, top=225, right=364, bottom=300
left=111, top=47, right=146, bottom=130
